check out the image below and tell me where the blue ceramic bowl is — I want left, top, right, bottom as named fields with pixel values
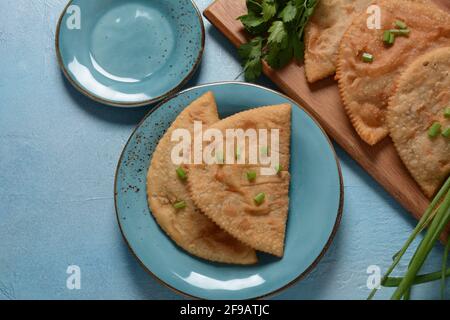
left=114, top=82, right=343, bottom=299
left=56, top=0, right=204, bottom=107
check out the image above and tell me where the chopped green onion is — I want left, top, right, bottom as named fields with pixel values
left=395, top=20, right=408, bottom=29
left=247, top=171, right=257, bottom=182
left=173, top=200, right=186, bottom=209
left=442, top=127, right=450, bottom=138
left=254, top=192, right=265, bottom=205
left=388, top=32, right=396, bottom=45
left=428, top=122, right=441, bottom=138
left=362, top=52, right=374, bottom=63
left=389, top=29, right=410, bottom=36
left=383, top=30, right=396, bottom=45
left=176, top=167, right=187, bottom=180
left=383, top=30, right=392, bottom=43
left=444, top=107, right=450, bottom=118
left=275, top=164, right=282, bottom=174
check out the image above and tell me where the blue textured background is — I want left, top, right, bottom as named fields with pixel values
left=0, top=0, right=448, bottom=300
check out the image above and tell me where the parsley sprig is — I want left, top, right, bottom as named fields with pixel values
left=238, top=0, right=318, bottom=81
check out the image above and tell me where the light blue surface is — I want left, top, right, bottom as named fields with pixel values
left=0, top=0, right=448, bottom=300
left=57, top=0, right=204, bottom=106
left=115, top=83, right=342, bottom=299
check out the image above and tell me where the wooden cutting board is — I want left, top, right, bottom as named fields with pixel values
left=204, top=0, right=450, bottom=237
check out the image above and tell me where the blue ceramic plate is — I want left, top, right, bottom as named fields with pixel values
left=114, top=82, right=343, bottom=299
left=56, top=0, right=204, bottom=107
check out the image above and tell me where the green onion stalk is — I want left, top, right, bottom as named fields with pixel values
left=391, top=188, right=450, bottom=299
left=368, top=176, right=450, bottom=300
left=441, top=234, right=450, bottom=299
left=382, top=268, right=450, bottom=287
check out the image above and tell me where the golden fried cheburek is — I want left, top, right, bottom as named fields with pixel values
left=304, top=0, right=429, bottom=83
left=337, top=0, right=450, bottom=145
left=187, top=104, right=292, bottom=257
left=146, top=92, right=257, bottom=264
left=304, top=0, right=373, bottom=83
left=387, top=47, right=450, bottom=198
